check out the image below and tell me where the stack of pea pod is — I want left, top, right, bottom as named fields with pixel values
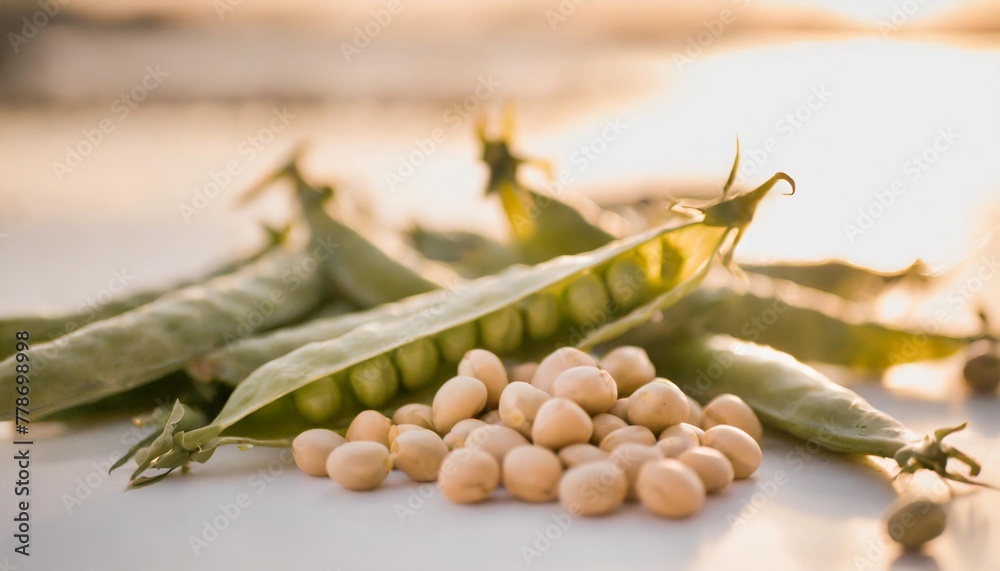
left=1, top=113, right=994, bottom=548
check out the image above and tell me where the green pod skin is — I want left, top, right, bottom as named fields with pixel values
left=521, top=293, right=561, bottom=340
left=0, top=248, right=329, bottom=421
left=395, top=337, right=440, bottom=390
left=479, top=306, right=525, bottom=354
left=438, top=322, right=479, bottom=362
left=564, top=273, right=612, bottom=327
left=742, top=260, right=931, bottom=301
left=292, top=376, right=343, bottom=424
left=605, top=257, right=650, bottom=311
left=349, top=357, right=400, bottom=409
left=665, top=284, right=972, bottom=371
left=640, top=332, right=982, bottom=483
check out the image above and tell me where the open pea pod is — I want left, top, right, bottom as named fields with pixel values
left=125, top=172, right=792, bottom=487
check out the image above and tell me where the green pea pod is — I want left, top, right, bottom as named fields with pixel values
left=0, top=248, right=328, bottom=420
left=742, top=259, right=932, bottom=301
left=642, top=333, right=983, bottom=485
left=125, top=174, right=789, bottom=486
left=0, top=227, right=287, bottom=360
left=664, top=280, right=977, bottom=371
left=407, top=226, right=517, bottom=278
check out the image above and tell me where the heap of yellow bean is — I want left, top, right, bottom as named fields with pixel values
left=292, top=346, right=763, bottom=519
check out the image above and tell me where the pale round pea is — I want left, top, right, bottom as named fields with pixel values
left=502, top=445, right=563, bottom=502
left=607, top=398, right=629, bottom=422
left=499, top=381, right=550, bottom=438
left=590, top=413, right=629, bottom=445
left=478, top=409, right=503, bottom=425
left=465, top=425, right=530, bottom=466
left=443, top=418, right=488, bottom=449
left=558, top=444, right=609, bottom=468
left=609, top=443, right=664, bottom=501
left=391, top=429, right=449, bottom=482
left=599, top=425, right=656, bottom=452
left=551, top=366, right=618, bottom=415
left=531, top=348, right=596, bottom=393
left=432, top=376, right=488, bottom=433
left=392, top=403, right=435, bottom=431
left=532, top=398, right=594, bottom=450
left=636, top=458, right=706, bottom=518
left=600, top=346, right=656, bottom=397
left=686, top=397, right=704, bottom=428
left=438, top=449, right=500, bottom=504
left=458, top=349, right=509, bottom=410
left=626, top=378, right=690, bottom=434
left=345, top=410, right=392, bottom=447
left=886, top=497, right=947, bottom=549
left=326, top=441, right=392, bottom=491
left=559, top=460, right=628, bottom=516
left=292, top=429, right=346, bottom=477
left=656, top=436, right=697, bottom=459
left=387, top=424, right=429, bottom=448
left=658, top=423, right=704, bottom=445
left=701, top=425, right=762, bottom=479
left=702, top=394, right=764, bottom=443
left=678, top=446, right=734, bottom=494
left=508, top=362, right=539, bottom=385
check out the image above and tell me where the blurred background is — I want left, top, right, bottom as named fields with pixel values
left=0, top=0, right=998, bottom=360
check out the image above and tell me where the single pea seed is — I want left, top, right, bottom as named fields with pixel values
left=387, top=424, right=428, bottom=448
left=391, top=429, right=449, bottom=482
left=503, top=445, right=564, bottom=503
left=522, top=293, right=561, bottom=339
left=508, top=362, right=539, bottom=385
left=345, top=410, right=392, bottom=447
left=559, top=460, right=628, bottom=517
left=590, top=413, right=629, bottom=446
left=292, top=429, right=347, bottom=477
left=438, top=448, right=500, bottom=504
left=465, top=425, right=530, bottom=467
left=678, top=446, right=734, bottom=494
left=607, top=398, right=629, bottom=422
left=656, top=436, right=696, bottom=459
left=326, top=441, right=392, bottom=491
left=686, top=397, right=704, bottom=428
left=478, top=409, right=503, bottom=425
left=349, top=357, right=400, bottom=409
left=626, top=378, right=690, bottom=434
left=437, top=322, right=478, bottom=362
left=605, top=257, right=649, bottom=311
left=609, top=443, right=664, bottom=501
left=499, top=381, right=550, bottom=438
left=564, top=273, right=611, bottom=326
left=963, top=352, right=1000, bottom=395
left=532, top=347, right=596, bottom=393
left=558, top=443, right=609, bottom=468
left=432, top=376, right=488, bottom=433
left=292, top=377, right=342, bottom=424
left=886, top=497, right=947, bottom=549
left=600, top=346, right=656, bottom=397
left=599, top=425, right=657, bottom=452
left=636, top=458, right=706, bottom=518
left=479, top=306, right=524, bottom=354
left=458, top=349, right=509, bottom=409
left=395, top=337, right=440, bottom=391
left=551, top=366, right=618, bottom=416
left=392, top=403, right=435, bottom=431
left=532, top=398, right=594, bottom=450
left=443, top=418, right=489, bottom=449
left=659, top=423, right=704, bottom=444
left=702, top=393, right=763, bottom=443
left=701, top=425, right=762, bottom=479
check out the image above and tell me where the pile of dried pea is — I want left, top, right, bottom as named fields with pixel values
left=292, top=345, right=763, bottom=518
